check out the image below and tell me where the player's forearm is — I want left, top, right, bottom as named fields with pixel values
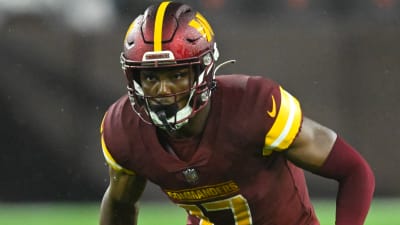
left=316, top=137, right=375, bottom=225
left=99, top=188, right=139, bottom=225
left=334, top=164, right=374, bottom=225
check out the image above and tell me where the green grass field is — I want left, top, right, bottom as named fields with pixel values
left=0, top=198, right=399, bottom=225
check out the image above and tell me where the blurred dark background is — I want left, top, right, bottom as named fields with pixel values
left=1, top=0, right=399, bottom=202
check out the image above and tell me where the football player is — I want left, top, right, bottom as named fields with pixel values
left=99, top=1, right=375, bottom=225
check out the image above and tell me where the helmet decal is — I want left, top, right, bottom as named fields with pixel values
left=154, top=1, right=172, bottom=51
left=124, top=17, right=139, bottom=49
left=189, top=12, right=215, bottom=42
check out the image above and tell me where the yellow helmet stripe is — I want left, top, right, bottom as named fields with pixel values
left=263, top=87, right=302, bottom=154
left=154, top=1, right=171, bottom=52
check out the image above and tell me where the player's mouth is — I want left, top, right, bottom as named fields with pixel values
left=149, top=93, right=190, bottom=110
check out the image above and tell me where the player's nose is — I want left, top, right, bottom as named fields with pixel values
left=157, top=79, right=173, bottom=95
left=153, top=80, right=174, bottom=105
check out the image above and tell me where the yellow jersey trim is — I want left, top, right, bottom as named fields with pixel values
left=164, top=180, right=240, bottom=202
left=100, top=114, right=135, bottom=175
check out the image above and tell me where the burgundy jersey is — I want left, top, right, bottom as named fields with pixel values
left=101, top=75, right=319, bottom=225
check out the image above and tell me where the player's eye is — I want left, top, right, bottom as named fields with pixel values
left=141, top=72, right=158, bottom=83
left=173, top=72, right=187, bottom=80
left=145, top=75, right=156, bottom=81
left=172, top=68, right=190, bottom=80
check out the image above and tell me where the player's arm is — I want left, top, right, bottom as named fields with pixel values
left=285, top=117, right=375, bottom=225
left=284, top=117, right=336, bottom=171
left=100, top=167, right=147, bottom=225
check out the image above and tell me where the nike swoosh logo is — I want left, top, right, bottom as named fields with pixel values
left=267, top=95, right=277, bottom=118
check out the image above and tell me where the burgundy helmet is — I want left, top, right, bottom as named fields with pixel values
left=121, top=1, right=220, bottom=131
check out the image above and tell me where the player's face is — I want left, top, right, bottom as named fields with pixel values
left=139, top=66, right=194, bottom=109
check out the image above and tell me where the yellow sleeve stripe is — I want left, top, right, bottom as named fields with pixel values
left=263, top=87, right=302, bottom=154
left=154, top=1, right=171, bottom=51
left=101, top=133, right=135, bottom=175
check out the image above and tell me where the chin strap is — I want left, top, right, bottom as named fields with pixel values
left=156, top=110, right=176, bottom=133
left=152, top=103, right=179, bottom=133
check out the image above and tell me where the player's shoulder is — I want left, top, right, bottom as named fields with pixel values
left=103, top=95, right=134, bottom=129
left=216, top=74, right=278, bottom=92
left=100, top=95, right=139, bottom=174
left=215, top=74, right=249, bottom=89
left=105, top=95, right=130, bottom=118
left=101, top=94, right=139, bottom=149
left=216, top=74, right=280, bottom=108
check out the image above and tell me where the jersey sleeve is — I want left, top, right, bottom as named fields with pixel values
left=100, top=112, right=135, bottom=175
left=262, top=86, right=302, bottom=156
